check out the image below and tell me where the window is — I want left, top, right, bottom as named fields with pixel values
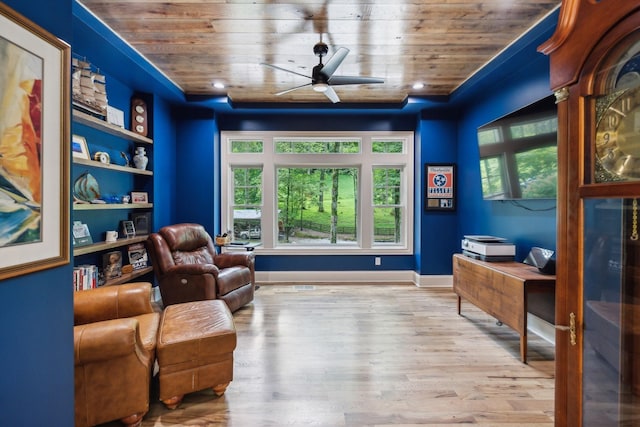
left=221, top=131, right=414, bottom=254
left=230, top=167, right=262, bottom=238
left=373, top=167, right=403, bottom=243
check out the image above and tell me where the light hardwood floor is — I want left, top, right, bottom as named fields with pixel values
left=105, top=284, right=556, bottom=426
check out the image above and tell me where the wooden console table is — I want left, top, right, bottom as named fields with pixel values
left=452, top=253, right=555, bottom=363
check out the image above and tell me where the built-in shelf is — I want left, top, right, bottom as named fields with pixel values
left=72, top=105, right=155, bottom=291
left=73, top=203, right=153, bottom=211
left=73, top=157, right=153, bottom=175
left=73, top=235, right=149, bottom=256
left=103, top=266, right=154, bottom=287
left=73, top=109, right=153, bottom=145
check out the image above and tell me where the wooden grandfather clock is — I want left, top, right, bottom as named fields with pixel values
left=539, top=1, right=640, bottom=426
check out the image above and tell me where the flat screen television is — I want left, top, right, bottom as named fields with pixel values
left=477, top=95, right=558, bottom=200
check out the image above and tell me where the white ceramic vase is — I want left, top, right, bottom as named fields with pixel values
left=133, top=146, right=148, bottom=170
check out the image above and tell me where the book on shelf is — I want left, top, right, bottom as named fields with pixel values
left=127, top=243, right=148, bottom=270
left=102, top=250, right=123, bottom=280
left=74, top=264, right=98, bottom=291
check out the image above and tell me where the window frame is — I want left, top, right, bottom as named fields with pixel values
left=221, top=131, right=414, bottom=255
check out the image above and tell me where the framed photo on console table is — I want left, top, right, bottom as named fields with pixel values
left=425, top=163, right=456, bottom=211
left=0, top=4, right=71, bottom=280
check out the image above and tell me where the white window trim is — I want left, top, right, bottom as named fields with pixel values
left=221, top=131, right=414, bottom=255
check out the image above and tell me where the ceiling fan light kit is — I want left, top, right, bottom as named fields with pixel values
left=313, top=83, right=329, bottom=93
left=262, top=40, right=384, bottom=103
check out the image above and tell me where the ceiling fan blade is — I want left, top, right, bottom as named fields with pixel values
left=320, top=47, right=349, bottom=78
left=323, top=86, right=340, bottom=103
left=275, top=83, right=312, bottom=96
left=261, top=63, right=311, bottom=80
left=328, top=76, right=385, bottom=86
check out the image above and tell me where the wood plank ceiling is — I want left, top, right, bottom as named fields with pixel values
left=77, top=0, right=560, bottom=105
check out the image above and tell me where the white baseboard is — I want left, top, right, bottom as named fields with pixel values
left=255, top=270, right=452, bottom=287
left=414, top=273, right=453, bottom=288
left=527, top=313, right=556, bottom=345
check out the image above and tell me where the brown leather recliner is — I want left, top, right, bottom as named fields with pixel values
left=74, top=282, right=160, bottom=427
left=147, top=223, right=256, bottom=312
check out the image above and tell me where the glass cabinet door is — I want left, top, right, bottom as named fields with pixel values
left=582, top=198, right=640, bottom=426
left=581, top=28, right=640, bottom=427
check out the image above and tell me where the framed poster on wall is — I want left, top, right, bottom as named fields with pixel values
left=425, top=163, right=456, bottom=211
left=0, top=3, right=71, bottom=279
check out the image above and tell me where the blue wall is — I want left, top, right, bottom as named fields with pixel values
left=453, top=12, right=559, bottom=261
left=0, top=1, right=560, bottom=424
left=173, top=107, right=218, bottom=231
left=418, top=116, right=459, bottom=274
left=153, top=96, right=178, bottom=230
left=0, top=1, right=74, bottom=425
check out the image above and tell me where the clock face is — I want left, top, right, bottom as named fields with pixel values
left=94, top=151, right=110, bottom=164
left=595, top=80, right=640, bottom=181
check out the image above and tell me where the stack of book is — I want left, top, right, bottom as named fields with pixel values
left=73, top=265, right=98, bottom=291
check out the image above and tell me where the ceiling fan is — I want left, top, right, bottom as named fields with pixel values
left=261, top=38, right=384, bottom=103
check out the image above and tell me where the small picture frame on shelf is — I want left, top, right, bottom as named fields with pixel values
left=72, top=135, right=90, bottom=159
left=121, top=220, right=136, bottom=238
left=102, top=250, right=122, bottom=280
left=72, top=221, right=93, bottom=246
left=130, top=212, right=151, bottom=235
left=131, top=191, right=148, bottom=204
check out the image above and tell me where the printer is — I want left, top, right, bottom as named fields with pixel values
left=461, top=235, right=515, bottom=262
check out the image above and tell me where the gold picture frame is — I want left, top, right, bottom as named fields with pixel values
left=0, top=4, right=71, bottom=279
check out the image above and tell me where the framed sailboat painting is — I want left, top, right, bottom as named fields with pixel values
left=0, top=3, right=70, bottom=279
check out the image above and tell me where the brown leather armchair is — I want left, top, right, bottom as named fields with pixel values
left=74, top=282, right=160, bottom=427
left=147, top=223, right=256, bottom=312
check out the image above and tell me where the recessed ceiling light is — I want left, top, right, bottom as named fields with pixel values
left=213, top=82, right=225, bottom=89
left=412, top=82, right=424, bottom=90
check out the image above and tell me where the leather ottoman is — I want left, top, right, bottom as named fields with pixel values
left=156, top=299, right=237, bottom=409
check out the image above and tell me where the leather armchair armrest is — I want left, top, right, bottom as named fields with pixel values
left=164, top=263, right=220, bottom=278
left=74, top=318, right=147, bottom=365
left=214, top=252, right=256, bottom=269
